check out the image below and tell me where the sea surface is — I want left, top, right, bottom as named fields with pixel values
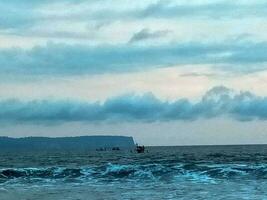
left=1, top=145, right=267, bottom=200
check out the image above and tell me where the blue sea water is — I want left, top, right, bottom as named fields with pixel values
left=1, top=145, right=267, bottom=199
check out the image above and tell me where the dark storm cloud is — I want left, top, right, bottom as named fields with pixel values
left=0, top=41, right=267, bottom=76
left=1, top=86, right=267, bottom=124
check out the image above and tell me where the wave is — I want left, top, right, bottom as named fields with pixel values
left=0, top=167, right=88, bottom=179
left=1, top=163, right=267, bottom=185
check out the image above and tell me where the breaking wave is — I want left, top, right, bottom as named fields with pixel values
left=1, top=163, right=267, bottom=185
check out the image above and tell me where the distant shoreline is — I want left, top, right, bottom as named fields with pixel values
left=0, top=135, right=135, bottom=151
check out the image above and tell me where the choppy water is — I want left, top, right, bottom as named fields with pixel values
left=1, top=145, right=267, bottom=199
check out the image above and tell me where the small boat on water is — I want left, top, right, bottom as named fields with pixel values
left=136, top=144, right=145, bottom=153
left=96, top=147, right=107, bottom=151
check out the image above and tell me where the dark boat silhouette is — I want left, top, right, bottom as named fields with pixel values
left=136, top=144, right=145, bottom=153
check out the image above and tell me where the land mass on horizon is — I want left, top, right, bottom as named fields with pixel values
left=0, top=136, right=135, bottom=151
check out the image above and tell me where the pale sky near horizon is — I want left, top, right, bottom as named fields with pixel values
left=1, top=0, right=267, bottom=145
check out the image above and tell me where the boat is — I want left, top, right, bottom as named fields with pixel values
left=136, top=144, right=145, bottom=153
left=112, top=147, right=120, bottom=151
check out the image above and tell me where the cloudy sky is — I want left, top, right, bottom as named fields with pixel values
left=1, top=0, right=267, bottom=145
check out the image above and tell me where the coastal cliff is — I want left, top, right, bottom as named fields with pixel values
left=0, top=136, right=135, bottom=151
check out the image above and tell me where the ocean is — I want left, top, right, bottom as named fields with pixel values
left=1, top=145, right=267, bottom=200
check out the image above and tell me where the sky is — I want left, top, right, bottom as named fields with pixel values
left=1, top=0, right=267, bottom=145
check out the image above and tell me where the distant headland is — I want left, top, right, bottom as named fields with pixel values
left=0, top=136, right=135, bottom=152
